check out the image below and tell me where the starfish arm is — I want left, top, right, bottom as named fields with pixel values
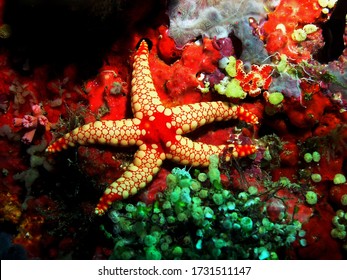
left=46, top=119, right=142, bottom=153
left=131, top=40, right=163, bottom=118
left=165, top=135, right=257, bottom=167
left=170, top=102, right=258, bottom=135
left=95, top=143, right=166, bottom=215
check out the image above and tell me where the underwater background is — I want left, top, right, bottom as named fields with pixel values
left=0, top=0, right=347, bottom=260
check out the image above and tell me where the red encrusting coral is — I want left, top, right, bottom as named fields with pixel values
left=283, top=88, right=332, bottom=130
left=84, top=66, right=129, bottom=121
left=279, top=140, right=299, bottom=167
left=157, top=25, right=183, bottom=64
left=139, top=168, right=171, bottom=204
left=263, top=0, right=324, bottom=62
left=151, top=36, right=222, bottom=106
left=77, top=146, right=125, bottom=187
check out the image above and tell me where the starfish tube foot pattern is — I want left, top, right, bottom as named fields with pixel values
left=46, top=40, right=258, bottom=216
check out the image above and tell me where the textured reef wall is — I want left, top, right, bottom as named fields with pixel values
left=0, top=0, right=347, bottom=259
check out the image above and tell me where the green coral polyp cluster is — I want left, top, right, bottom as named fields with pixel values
left=305, top=191, right=318, bottom=205
left=302, top=151, right=324, bottom=184
left=225, top=56, right=237, bottom=77
left=104, top=156, right=303, bottom=260
left=333, top=174, right=346, bottom=185
left=214, top=77, right=247, bottom=99
left=331, top=210, right=347, bottom=251
left=214, top=56, right=247, bottom=99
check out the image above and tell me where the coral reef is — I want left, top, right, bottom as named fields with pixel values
left=46, top=40, right=258, bottom=216
left=263, top=0, right=325, bottom=62
left=104, top=158, right=306, bottom=260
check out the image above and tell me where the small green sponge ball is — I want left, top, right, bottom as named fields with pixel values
left=268, top=92, right=284, bottom=105
left=145, top=246, right=161, bottom=260
left=333, top=174, right=346, bottom=185
left=305, top=191, right=318, bottom=205
left=240, top=217, right=253, bottom=232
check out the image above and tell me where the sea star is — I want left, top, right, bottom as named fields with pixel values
left=46, top=40, right=258, bottom=216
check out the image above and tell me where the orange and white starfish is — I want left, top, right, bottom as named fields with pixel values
left=47, top=40, right=258, bottom=215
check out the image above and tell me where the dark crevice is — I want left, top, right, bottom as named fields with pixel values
left=316, top=0, right=347, bottom=63
left=3, top=0, right=166, bottom=79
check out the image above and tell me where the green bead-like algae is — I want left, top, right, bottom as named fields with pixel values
left=197, top=172, right=208, bottom=182
left=177, top=212, right=188, bottom=222
left=208, top=168, right=221, bottom=185
left=311, top=173, right=322, bottom=182
left=312, top=151, right=321, bottom=162
left=190, top=179, right=201, bottom=191
left=333, top=174, right=346, bottom=184
left=248, top=186, right=258, bottom=195
left=212, top=193, right=224, bottom=205
left=145, top=246, right=161, bottom=260
left=222, top=219, right=233, bottom=230
left=144, top=235, right=158, bottom=247
left=225, top=79, right=247, bottom=99
left=305, top=191, right=318, bottom=205
left=268, top=92, right=284, bottom=105
left=192, top=206, right=204, bottom=221
left=198, top=189, right=208, bottom=199
left=179, top=178, right=192, bottom=189
left=180, top=187, right=191, bottom=203
left=166, top=173, right=177, bottom=188
left=166, top=215, right=176, bottom=224
left=170, top=187, right=181, bottom=203
left=107, top=160, right=305, bottom=260
left=172, top=246, right=183, bottom=257
left=162, top=201, right=172, bottom=210
left=225, top=56, right=237, bottom=77
left=204, top=207, right=214, bottom=219
left=304, top=153, right=313, bottom=163
left=240, top=217, right=253, bottom=232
